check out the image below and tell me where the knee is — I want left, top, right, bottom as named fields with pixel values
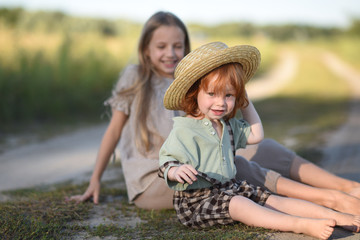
left=260, top=139, right=283, bottom=152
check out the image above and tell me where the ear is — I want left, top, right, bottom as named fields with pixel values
left=144, top=47, right=150, bottom=58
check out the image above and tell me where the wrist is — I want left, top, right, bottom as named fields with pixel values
left=167, top=167, right=177, bottom=181
left=90, top=174, right=101, bottom=183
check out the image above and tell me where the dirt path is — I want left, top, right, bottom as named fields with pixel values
left=246, top=49, right=298, bottom=100
left=0, top=50, right=298, bottom=192
left=320, top=52, right=360, bottom=182
left=260, top=51, right=360, bottom=240
left=0, top=124, right=107, bottom=191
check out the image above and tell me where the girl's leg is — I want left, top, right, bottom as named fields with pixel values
left=134, top=177, right=174, bottom=210
left=234, top=154, right=360, bottom=215
left=229, top=195, right=335, bottom=240
left=265, top=195, right=360, bottom=233
left=240, top=138, right=360, bottom=198
left=276, top=176, right=360, bottom=215
left=290, top=155, right=360, bottom=198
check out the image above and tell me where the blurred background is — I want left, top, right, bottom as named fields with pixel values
left=0, top=0, right=360, bottom=161
left=1, top=2, right=360, bottom=238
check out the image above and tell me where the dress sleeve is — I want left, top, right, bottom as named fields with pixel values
left=159, top=126, right=204, bottom=190
left=159, top=131, right=188, bottom=189
left=104, top=65, right=138, bottom=115
left=230, top=118, right=251, bottom=149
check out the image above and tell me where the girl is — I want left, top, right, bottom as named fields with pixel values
left=68, top=11, right=190, bottom=209
left=68, top=11, right=360, bottom=215
left=159, top=42, right=360, bottom=240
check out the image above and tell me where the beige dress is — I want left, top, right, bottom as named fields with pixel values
left=105, top=65, right=181, bottom=203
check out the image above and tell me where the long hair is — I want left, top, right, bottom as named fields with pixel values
left=182, top=63, right=249, bottom=120
left=118, top=11, right=190, bottom=154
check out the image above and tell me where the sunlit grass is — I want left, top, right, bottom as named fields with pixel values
left=191, top=36, right=277, bottom=77
left=0, top=163, right=273, bottom=239
left=318, top=37, right=360, bottom=69
left=255, top=43, right=350, bottom=162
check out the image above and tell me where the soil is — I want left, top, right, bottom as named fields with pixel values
left=0, top=50, right=359, bottom=239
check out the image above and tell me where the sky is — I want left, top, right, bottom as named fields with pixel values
left=1, top=0, right=360, bottom=27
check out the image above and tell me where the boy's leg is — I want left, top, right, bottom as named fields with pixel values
left=229, top=195, right=335, bottom=239
left=235, top=153, right=360, bottom=215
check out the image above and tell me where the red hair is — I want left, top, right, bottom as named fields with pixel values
left=181, top=63, right=249, bottom=120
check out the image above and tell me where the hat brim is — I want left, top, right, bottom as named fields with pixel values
left=164, top=42, right=260, bottom=110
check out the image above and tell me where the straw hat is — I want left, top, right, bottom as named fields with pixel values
left=163, top=41, right=261, bottom=110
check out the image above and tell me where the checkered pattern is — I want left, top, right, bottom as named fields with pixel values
left=225, top=120, right=236, bottom=158
left=174, top=172, right=271, bottom=228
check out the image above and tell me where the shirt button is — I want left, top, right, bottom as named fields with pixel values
left=204, top=122, right=209, bottom=126
left=223, top=157, right=226, bottom=161
left=210, top=131, right=215, bottom=135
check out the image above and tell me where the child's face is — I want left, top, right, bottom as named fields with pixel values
left=197, top=75, right=236, bottom=121
left=146, top=25, right=185, bottom=78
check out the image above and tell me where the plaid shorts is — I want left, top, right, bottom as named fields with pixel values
left=173, top=172, right=271, bottom=229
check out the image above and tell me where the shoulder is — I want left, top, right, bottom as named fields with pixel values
left=120, top=64, right=140, bottom=81
left=228, top=117, right=250, bottom=128
left=167, top=117, right=203, bottom=138
left=113, top=64, right=140, bottom=90
left=172, top=117, right=208, bottom=129
left=228, top=118, right=251, bottom=138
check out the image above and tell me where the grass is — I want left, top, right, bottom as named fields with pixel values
left=0, top=163, right=274, bottom=239
left=0, top=28, right=137, bottom=130
left=255, top=42, right=350, bottom=163
left=0, top=183, right=92, bottom=239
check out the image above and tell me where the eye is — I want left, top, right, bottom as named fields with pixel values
left=226, top=93, right=234, bottom=98
left=174, top=44, right=184, bottom=49
left=207, top=92, right=215, bottom=96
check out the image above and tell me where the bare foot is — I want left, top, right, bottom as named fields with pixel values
left=348, top=186, right=360, bottom=199
left=336, top=214, right=360, bottom=233
left=298, top=218, right=335, bottom=240
left=330, top=190, right=360, bottom=215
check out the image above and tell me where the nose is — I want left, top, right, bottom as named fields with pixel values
left=165, top=46, right=176, bottom=58
left=214, top=96, right=226, bottom=106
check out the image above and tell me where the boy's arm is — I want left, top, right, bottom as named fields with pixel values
left=240, top=99, right=264, bottom=144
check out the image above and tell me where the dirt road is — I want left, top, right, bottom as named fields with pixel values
left=0, top=50, right=298, bottom=192
left=320, top=52, right=360, bottom=182
left=0, top=124, right=107, bottom=191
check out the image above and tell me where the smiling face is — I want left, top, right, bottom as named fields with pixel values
left=197, top=74, right=236, bottom=121
left=146, top=25, right=185, bottom=78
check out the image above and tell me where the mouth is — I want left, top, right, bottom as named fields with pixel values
left=162, top=60, right=178, bottom=68
left=211, top=109, right=225, bottom=116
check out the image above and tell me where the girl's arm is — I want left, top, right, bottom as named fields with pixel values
left=241, top=99, right=264, bottom=144
left=67, top=110, right=128, bottom=204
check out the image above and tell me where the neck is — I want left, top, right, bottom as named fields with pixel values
left=211, top=119, right=223, bottom=137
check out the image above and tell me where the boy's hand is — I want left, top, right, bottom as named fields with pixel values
left=168, top=164, right=198, bottom=184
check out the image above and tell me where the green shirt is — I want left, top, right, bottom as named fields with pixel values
left=159, top=117, right=251, bottom=191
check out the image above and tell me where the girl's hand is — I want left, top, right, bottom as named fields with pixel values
left=65, top=179, right=101, bottom=204
left=168, top=164, right=198, bottom=184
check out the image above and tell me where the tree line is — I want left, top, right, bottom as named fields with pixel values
left=1, top=7, right=360, bottom=40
